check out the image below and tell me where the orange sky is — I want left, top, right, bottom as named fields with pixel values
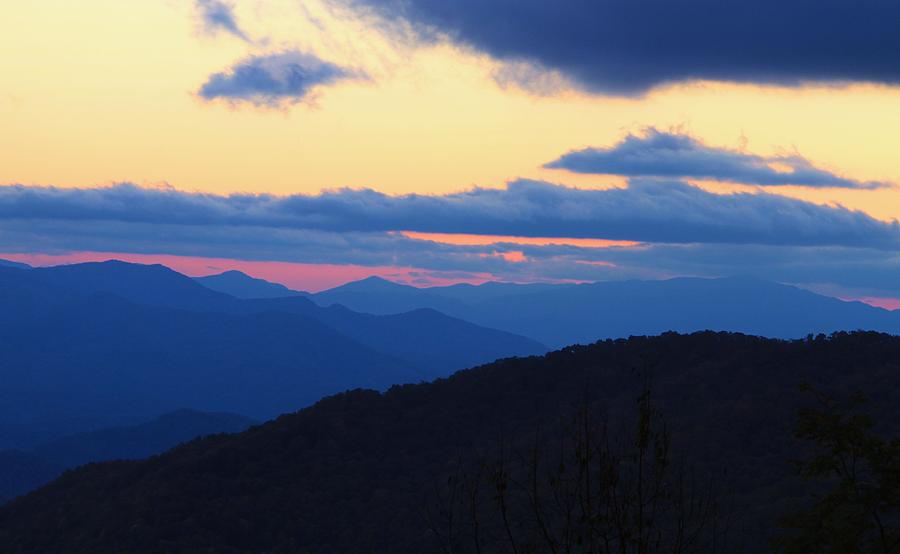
left=2, top=0, right=899, bottom=302
left=1, top=0, right=899, bottom=222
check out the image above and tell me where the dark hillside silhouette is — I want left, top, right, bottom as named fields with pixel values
left=773, top=386, right=900, bottom=553
left=0, top=410, right=255, bottom=503
left=1, top=332, right=897, bottom=553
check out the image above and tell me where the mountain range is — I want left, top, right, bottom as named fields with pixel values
left=0, top=261, right=543, bottom=449
left=193, top=267, right=900, bottom=348
left=305, top=274, right=900, bottom=347
left=4, top=259, right=900, bottom=461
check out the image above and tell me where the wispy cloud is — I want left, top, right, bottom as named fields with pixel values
left=198, top=50, right=365, bottom=107
left=545, top=129, right=888, bottom=190
left=195, top=0, right=251, bottom=42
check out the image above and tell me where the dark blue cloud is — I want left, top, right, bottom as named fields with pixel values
left=546, top=129, right=888, bottom=189
left=564, top=243, right=900, bottom=297
left=3, top=182, right=900, bottom=294
left=343, top=0, right=900, bottom=95
left=1, top=179, right=897, bottom=249
left=198, top=51, right=363, bottom=107
left=195, top=0, right=250, bottom=42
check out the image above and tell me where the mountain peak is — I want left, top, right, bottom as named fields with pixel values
left=194, top=270, right=305, bottom=299
left=30, top=260, right=234, bottom=310
left=0, top=259, right=32, bottom=270
left=358, top=275, right=399, bottom=285
left=331, top=275, right=412, bottom=292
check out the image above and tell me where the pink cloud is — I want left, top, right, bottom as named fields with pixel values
left=849, top=296, right=900, bottom=311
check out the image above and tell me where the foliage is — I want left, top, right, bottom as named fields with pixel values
left=774, top=386, right=900, bottom=554
left=429, top=391, right=735, bottom=553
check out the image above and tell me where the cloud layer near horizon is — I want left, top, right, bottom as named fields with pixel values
left=546, top=129, right=888, bottom=190
left=2, top=180, right=897, bottom=248
left=342, top=0, right=900, bottom=95
left=3, top=180, right=900, bottom=296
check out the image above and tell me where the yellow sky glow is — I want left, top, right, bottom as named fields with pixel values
left=2, top=0, right=899, bottom=224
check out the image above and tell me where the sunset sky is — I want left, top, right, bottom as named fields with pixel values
left=3, top=0, right=900, bottom=304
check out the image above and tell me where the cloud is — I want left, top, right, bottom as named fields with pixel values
left=195, top=0, right=250, bottom=42
left=198, top=51, right=365, bottom=107
left=1, top=179, right=898, bottom=249
left=558, top=243, right=900, bottom=297
left=341, top=0, right=900, bottom=95
left=545, top=129, right=888, bottom=189
left=5, top=218, right=900, bottom=297
left=3, top=181, right=900, bottom=296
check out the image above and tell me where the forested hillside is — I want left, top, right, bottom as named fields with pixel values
left=1, top=332, right=897, bottom=553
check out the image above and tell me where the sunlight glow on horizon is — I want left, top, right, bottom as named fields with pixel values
left=1, top=0, right=899, bottom=224
left=1, top=250, right=897, bottom=312
left=3, top=0, right=900, bottom=304
left=400, top=232, right=640, bottom=248
left=0, top=251, right=499, bottom=291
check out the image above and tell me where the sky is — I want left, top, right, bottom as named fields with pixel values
left=2, top=0, right=900, bottom=304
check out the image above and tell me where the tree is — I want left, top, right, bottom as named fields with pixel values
left=774, top=385, right=900, bottom=554
left=428, top=391, right=736, bottom=554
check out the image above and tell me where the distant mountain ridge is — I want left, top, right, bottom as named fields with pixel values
left=25, top=262, right=545, bottom=373
left=7, top=259, right=900, bottom=454
left=0, top=410, right=255, bottom=503
left=0, top=259, right=30, bottom=270
left=309, top=275, right=900, bottom=347
left=194, top=270, right=308, bottom=299
left=0, top=262, right=544, bottom=448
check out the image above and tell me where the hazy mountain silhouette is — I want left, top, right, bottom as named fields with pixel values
left=0, top=285, right=416, bottom=448
left=0, top=264, right=415, bottom=446
left=194, top=270, right=308, bottom=299
left=29, top=260, right=236, bottom=312
left=312, top=276, right=900, bottom=347
left=0, top=262, right=543, bottom=447
left=241, top=297, right=543, bottom=374
left=0, top=410, right=255, bottom=503
left=2, top=332, right=898, bottom=553
left=0, top=259, right=30, bottom=269
left=28, top=261, right=544, bottom=372
left=314, top=276, right=470, bottom=315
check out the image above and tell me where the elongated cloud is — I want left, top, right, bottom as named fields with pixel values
left=195, top=0, right=250, bottom=42
left=546, top=130, right=888, bottom=190
left=343, top=0, right=900, bottom=95
left=198, top=51, right=364, bottom=107
left=3, top=181, right=900, bottom=295
left=1, top=180, right=897, bottom=249
left=4, top=219, right=900, bottom=296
